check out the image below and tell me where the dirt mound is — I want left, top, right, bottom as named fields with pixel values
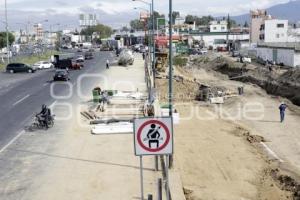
left=231, top=126, right=266, bottom=143
left=200, top=56, right=300, bottom=106
left=156, top=78, right=199, bottom=102
left=270, top=169, right=300, bottom=199
left=279, top=69, right=300, bottom=85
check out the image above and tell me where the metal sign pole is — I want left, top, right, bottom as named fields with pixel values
left=168, top=0, right=174, bottom=170
left=166, top=155, right=170, bottom=200
left=140, top=156, right=144, bottom=200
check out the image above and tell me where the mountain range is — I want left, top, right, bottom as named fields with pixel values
left=232, top=0, right=300, bottom=25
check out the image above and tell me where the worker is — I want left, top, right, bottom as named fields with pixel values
left=106, top=59, right=110, bottom=69
left=279, top=102, right=288, bottom=123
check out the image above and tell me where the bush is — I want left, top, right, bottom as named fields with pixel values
left=173, top=56, right=188, bottom=67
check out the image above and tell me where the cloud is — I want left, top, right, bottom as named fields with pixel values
left=0, top=0, right=293, bottom=31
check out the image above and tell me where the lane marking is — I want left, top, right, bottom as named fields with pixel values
left=13, top=95, right=30, bottom=106
left=0, top=130, right=25, bottom=154
left=260, top=142, right=284, bottom=163
left=49, top=100, right=57, bottom=109
left=43, top=83, right=48, bottom=87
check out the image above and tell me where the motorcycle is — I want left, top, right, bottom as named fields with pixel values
left=26, top=113, right=55, bottom=131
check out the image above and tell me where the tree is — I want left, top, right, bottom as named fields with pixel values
left=0, top=32, right=15, bottom=49
left=153, top=11, right=165, bottom=30
left=184, top=15, right=214, bottom=26
left=121, top=26, right=130, bottom=33
left=244, top=21, right=249, bottom=28
left=80, top=24, right=113, bottom=39
left=172, top=11, right=180, bottom=24
left=185, top=15, right=195, bottom=24
left=130, top=19, right=144, bottom=31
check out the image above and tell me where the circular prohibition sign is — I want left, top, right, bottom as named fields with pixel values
left=137, top=120, right=171, bottom=153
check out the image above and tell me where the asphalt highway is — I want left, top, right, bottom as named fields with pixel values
left=0, top=50, right=113, bottom=150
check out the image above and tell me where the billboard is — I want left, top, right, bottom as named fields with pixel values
left=140, top=12, right=150, bottom=21
left=79, top=14, right=98, bottom=26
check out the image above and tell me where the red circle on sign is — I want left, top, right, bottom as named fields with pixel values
left=137, top=120, right=170, bottom=152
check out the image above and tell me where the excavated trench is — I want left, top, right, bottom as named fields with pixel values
left=214, top=62, right=300, bottom=106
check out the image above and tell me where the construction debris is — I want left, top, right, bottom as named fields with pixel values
left=91, top=122, right=133, bottom=135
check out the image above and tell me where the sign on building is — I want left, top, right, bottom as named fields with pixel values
left=134, top=117, right=173, bottom=156
left=176, top=43, right=189, bottom=54
left=157, top=18, right=166, bottom=29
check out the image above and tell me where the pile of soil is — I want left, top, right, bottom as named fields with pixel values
left=270, top=169, right=300, bottom=200
left=156, top=78, right=199, bottom=102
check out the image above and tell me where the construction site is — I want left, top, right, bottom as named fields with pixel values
left=154, top=50, right=300, bottom=200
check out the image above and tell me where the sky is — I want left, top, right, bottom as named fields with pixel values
left=0, top=0, right=291, bottom=31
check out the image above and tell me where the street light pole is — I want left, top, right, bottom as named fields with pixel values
left=5, top=0, right=10, bottom=63
left=151, top=0, right=156, bottom=88
left=168, top=0, right=173, bottom=171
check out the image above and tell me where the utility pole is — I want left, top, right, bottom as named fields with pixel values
left=5, top=0, right=10, bottom=63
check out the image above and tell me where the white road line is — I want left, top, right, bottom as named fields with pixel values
left=260, top=142, right=284, bottom=163
left=43, top=83, right=48, bottom=87
left=0, top=130, right=25, bottom=154
left=13, top=95, right=30, bottom=106
left=49, top=100, right=57, bottom=109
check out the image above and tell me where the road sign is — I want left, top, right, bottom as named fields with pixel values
left=134, top=117, right=173, bottom=156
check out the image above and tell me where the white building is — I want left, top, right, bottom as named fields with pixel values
left=257, top=43, right=300, bottom=67
left=209, top=20, right=228, bottom=32
left=33, top=23, right=44, bottom=41
left=191, top=32, right=249, bottom=49
left=259, top=19, right=288, bottom=43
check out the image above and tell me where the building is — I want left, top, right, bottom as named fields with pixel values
left=33, top=23, right=44, bottom=41
left=250, top=9, right=272, bottom=43
left=259, top=19, right=288, bottom=43
left=188, top=32, right=249, bottom=50
left=257, top=43, right=300, bottom=67
left=209, top=20, right=228, bottom=32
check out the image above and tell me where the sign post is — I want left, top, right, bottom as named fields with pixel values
left=134, top=117, right=173, bottom=200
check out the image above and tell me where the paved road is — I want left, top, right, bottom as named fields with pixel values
left=0, top=51, right=113, bottom=150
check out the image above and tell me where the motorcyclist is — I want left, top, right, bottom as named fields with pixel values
left=37, top=104, right=51, bottom=129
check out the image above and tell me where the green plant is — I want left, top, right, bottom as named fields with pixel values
left=173, top=56, right=188, bottom=67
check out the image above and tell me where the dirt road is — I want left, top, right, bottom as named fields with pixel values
left=156, top=57, right=300, bottom=199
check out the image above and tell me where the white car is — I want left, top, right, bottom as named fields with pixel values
left=33, top=61, right=54, bottom=69
left=242, top=57, right=252, bottom=63
left=200, top=48, right=208, bottom=55
left=77, top=55, right=85, bottom=60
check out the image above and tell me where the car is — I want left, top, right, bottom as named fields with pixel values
left=70, top=61, right=83, bottom=70
left=231, top=51, right=240, bottom=57
left=200, top=48, right=208, bottom=55
left=189, top=48, right=200, bottom=55
left=242, top=57, right=252, bottom=63
left=33, top=61, right=54, bottom=69
left=77, top=55, right=84, bottom=60
left=53, top=69, right=70, bottom=81
left=84, top=52, right=94, bottom=60
left=6, top=63, right=36, bottom=73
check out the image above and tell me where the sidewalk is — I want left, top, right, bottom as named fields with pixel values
left=23, top=54, right=158, bottom=200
